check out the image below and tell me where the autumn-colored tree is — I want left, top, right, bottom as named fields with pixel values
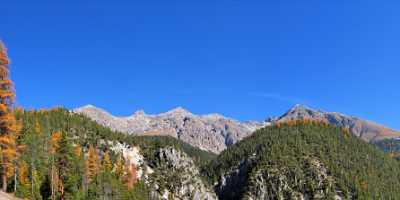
left=50, top=131, right=61, bottom=200
left=101, top=152, right=112, bottom=172
left=131, top=164, right=137, bottom=186
left=114, top=157, right=124, bottom=180
left=0, top=41, right=17, bottom=192
left=15, top=159, right=30, bottom=197
left=124, top=161, right=138, bottom=190
left=0, top=133, right=16, bottom=184
left=86, top=145, right=99, bottom=183
left=74, top=145, right=82, bottom=158
left=342, top=127, right=350, bottom=138
left=50, top=131, right=62, bottom=154
left=17, top=160, right=29, bottom=187
left=34, top=121, right=41, bottom=135
left=360, top=180, right=369, bottom=190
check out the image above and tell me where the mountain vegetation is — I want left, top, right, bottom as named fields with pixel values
left=372, top=138, right=400, bottom=159
left=9, top=107, right=216, bottom=200
left=203, top=120, right=400, bottom=199
left=11, top=107, right=147, bottom=199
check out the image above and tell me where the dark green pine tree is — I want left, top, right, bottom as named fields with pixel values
left=56, top=132, right=81, bottom=200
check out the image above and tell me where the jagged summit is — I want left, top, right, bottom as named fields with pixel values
left=280, top=104, right=324, bottom=120
left=74, top=104, right=112, bottom=116
left=278, top=104, right=400, bottom=141
left=133, top=109, right=146, bottom=116
left=161, top=107, right=193, bottom=116
left=291, top=104, right=309, bottom=110
left=81, top=104, right=96, bottom=109
left=286, top=104, right=327, bottom=114
left=74, top=105, right=265, bottom=153
left=74, top=104, right=400, bottom=153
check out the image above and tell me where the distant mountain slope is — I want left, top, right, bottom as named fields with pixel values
left=203, top=122, right=400, bottom=199
left=74, top=104, right=400, bottom=153
left=74, top=105, right=266, bottom=153
left=277, top=105, right=400, bottom=142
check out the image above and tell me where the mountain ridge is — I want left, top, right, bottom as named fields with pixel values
left=74, top=105, right=267, bottom=153
left=74, top=104, right=400, bottom=153
left=277, top=104, right=400, bottom=142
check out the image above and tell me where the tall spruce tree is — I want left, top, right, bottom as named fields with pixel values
left=56, top=132, right=73, bottom=200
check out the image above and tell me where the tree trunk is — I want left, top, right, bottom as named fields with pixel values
left=13, top=166, right=16, bottom=193
left=51, top=162, right=54, bottom=200
left=60, top=183, right=64, bottom=200
left=0, top=150, right=4, bottom=192
left=2, top=172, right=7, bottom=192
left=31, top=162, right=34, bottom=198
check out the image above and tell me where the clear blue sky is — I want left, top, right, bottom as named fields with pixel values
left=2, top=0, right=399, bottom=129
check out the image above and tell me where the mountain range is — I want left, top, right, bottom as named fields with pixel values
left=74, top=104, right=400, bottom=153
left=15, top=107, right=400, bottom=200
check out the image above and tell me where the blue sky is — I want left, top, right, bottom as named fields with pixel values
left=2, top=0, right=399, bottom=129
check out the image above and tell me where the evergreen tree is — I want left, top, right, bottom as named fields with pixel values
left=56, top=132, right=74, bottom=200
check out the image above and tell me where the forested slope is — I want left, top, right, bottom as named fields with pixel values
left=11, top=108, right=215, bottom=199
left=203, top=120, right=400, bottom=199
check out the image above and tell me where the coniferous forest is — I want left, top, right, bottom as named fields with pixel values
left=203, top=121, right=400, bottom=199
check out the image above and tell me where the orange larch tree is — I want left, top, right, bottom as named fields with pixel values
left=86, top=145, right=99, bottom=183
left=114, top=156, right=124, bottom=180
left=124, top=161, right=138, bottom=190
left=0, top=41, right=17, bottom=192
left=101, top=151, right=112, bottom=172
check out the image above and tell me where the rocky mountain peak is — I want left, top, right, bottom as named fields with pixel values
left=161, top=107, right=194, bottom=117
left=278, top=104, right=400, bottom=142
left=74, top=104, right=112, bottom=116
left=292, top=104, right=309, bottom=110
left=81, top=104, right=96, bottom=109
left=78, top=104, right=101, bottom=111
left=133, top=109, right=146, bottom=116
left=280, top=104, right=324, bottom=121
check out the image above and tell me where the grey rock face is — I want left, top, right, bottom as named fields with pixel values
left=217, top=156, right=344, bottom=200
left=74, top=105, right=266, bottom=153
left=244, top=158, right=343, bottom=200
left=216, top=156, right=257, bottom=199
left=149, top=147, right=217, bottom=200
left=277, top=104, right=400, bottom=142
